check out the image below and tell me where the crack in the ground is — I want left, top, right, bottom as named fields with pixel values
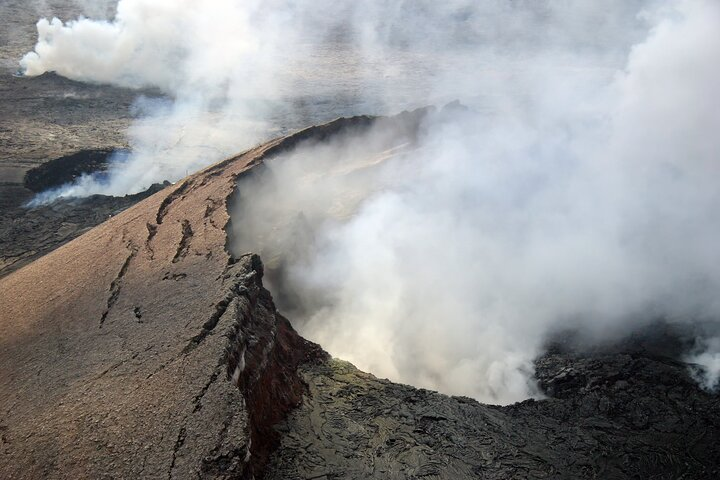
left=145, top=222, right=158, bottom=259
left=204, top=198, right=222, bottom=228
left=156, top=179, right=192, bottom=225
left=99, top=241, right=138, bottom=327
left=172, top=220, right=194, bottom=263
left=167, top=426, right=187, bottom=480
left=192, top=366, right=223, bottom=413
left=95, top=351, right=140, bottom=380
left=182, top=280, right=248, bottom=355
left=162, top=272, right=187, bottom=281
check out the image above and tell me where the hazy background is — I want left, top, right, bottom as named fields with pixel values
left=20, top=0, right=650, bottom=200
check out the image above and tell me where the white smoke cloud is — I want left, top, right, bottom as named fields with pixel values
left=20, top=0, right=720, bottom=402
left=21, top=0, right=650, bottom=201
left=687, top=337, right=720, bottom=392
left=230, top=0, right=720, bottom=403
left=21, top=0, right=295, bottom=201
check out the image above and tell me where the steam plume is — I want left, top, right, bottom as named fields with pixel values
left=20, top=0, right=647, bottom=200
left=21, top=0, right=720, bottom=402
left=230, top=0, right=720, bottom=403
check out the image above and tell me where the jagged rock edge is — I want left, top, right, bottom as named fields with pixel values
left=144, top=111, right=430, bottom=478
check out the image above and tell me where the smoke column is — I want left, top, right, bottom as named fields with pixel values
left=21, top=0, right=720, bottom=402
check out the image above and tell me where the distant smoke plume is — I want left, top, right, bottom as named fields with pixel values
left=21, top=0, right=648, bottom=200
left=21, top=0, right=720, bottom=402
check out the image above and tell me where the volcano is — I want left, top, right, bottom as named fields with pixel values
left=1, top=113, right=719, bottom=480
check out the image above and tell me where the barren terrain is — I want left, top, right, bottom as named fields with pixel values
left=1, top=115, right=719, bottom=479
left=1, top=3, right=719, bottom=479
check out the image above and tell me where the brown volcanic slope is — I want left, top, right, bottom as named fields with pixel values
left=0, top=121, right=320, bottom=478
left=2, top=114, right=720, bottom=480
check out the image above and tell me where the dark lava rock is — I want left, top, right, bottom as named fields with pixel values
left=267, top=335, right=720, bottom=479
left=23, top=148, right=123, bottom=193
left=0, top=181, right=169, bottom=278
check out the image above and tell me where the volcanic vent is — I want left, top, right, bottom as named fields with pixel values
left=1, top=113, right=720, bottom=479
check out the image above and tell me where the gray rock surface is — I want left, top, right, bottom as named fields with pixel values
left=267, top=344, right=720, bottom=479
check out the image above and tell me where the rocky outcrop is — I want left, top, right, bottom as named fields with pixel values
left=221, top=255, right=327, bottom=478
left=267, top=335, right=720, bottom=479
left=0, top=116, right=340, bottom=478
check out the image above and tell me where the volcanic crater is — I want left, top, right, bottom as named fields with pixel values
left=1, top=112, right=719, bottom=479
